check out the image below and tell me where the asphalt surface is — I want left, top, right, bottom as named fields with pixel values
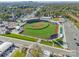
left=63, top=18, right=79, bottom=56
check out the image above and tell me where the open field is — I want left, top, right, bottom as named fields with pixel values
left=67, top=13, right=79, bottom=28
left=22, top=22, right=57, bottom=39
left=68, top=14, right=79, bottom=22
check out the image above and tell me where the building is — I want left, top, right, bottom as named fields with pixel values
left=6, top=22, right=17, bottom=30
left=40, top=17, right=52, bottom=21
left=11, top=26, right=24, bottom=34
left=0, top=42, right=14, bottom=57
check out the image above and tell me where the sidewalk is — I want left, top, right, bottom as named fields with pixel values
left=62, top=22, right=68, bottom=48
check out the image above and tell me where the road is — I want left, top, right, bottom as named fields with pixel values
left=63, top=18, right=79, bottom=56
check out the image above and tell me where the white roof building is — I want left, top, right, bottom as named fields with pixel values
left=0, top=42, right=13, bottom=55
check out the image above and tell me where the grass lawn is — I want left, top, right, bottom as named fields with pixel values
left=0, top=33, right=37, bottom=42
left=52, top=18, right=60, bottom=21
left=53, top=38, right=63, bottom=48
left=54, top=44, right=63, bottom=48
left=40, top=38, right=63, bottom=49
left=40, top=40, right=53, bottom=46
left=75, top=22, right=79, bottom=28
left=55, top=38, right=63, bottom=43
left=22, top=22, right=57, bottom=39
left=11, top=50, right=26, bottom=57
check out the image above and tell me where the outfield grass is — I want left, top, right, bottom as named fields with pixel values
left=52, top=18, right=60, bottom=21
left=11, top=50, right=26, bottom=57
left=22, top=22, right=57, bottom=39
left=0, top=33, right=37, bottom=42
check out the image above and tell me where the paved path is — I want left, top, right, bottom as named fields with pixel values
left=60, top=18, right=68, bottom=48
